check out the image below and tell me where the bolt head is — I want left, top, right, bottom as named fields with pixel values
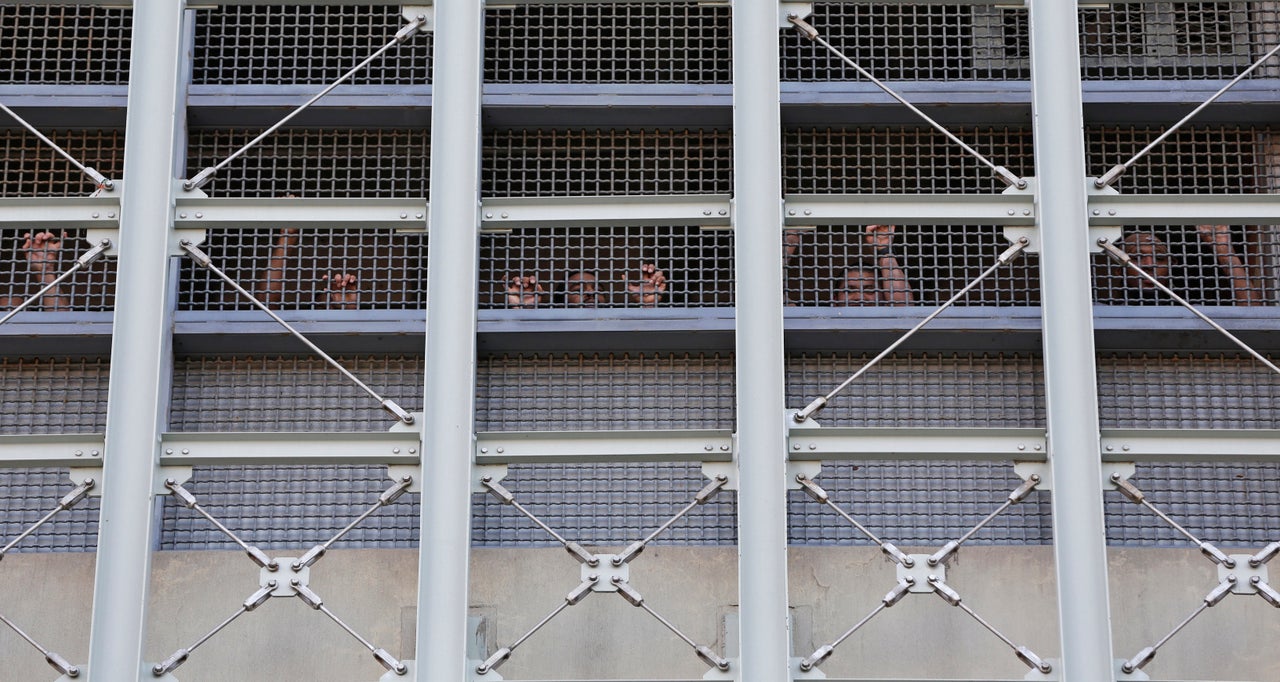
left=194, top=213, right=203, bottom=219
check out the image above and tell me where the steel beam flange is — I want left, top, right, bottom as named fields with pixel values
left=1220, top=555, right=1269, bottom=595
left=1013, top=461, right=1136, bottom=493
left=172, top=184, right=208, bottom=256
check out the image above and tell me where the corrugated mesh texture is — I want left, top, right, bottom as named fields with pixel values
left=476, top=353, right=735, bottom=432
left=0, top=229, right=117, bottom=312
left=783, top=225, right=1039, bottom=307
left=484, top=3, right=731, bottom=84
left=483, top=128, right=733, bottom=197
left=185, top=129, right=430, bottom=198
left=786, top=353, right=1047, bottom=428
left=783, top=126, right=1035, bottom=194
left=1106, top=461, right=1280, bottom=546
left=479, top=226, right=733, bottom=309
left=1098, top=353, right=1280, bottom=428
left=158, top=466, right=420, bottom=550
left=0, top=4, right=132, bottom=84
left=169, top=355, right=424, bottom=432
left=0, top=129, right=125, bottom=197
left=191, top=4, right=433, bottom=85
left=177, top=228, right=428, bottom=311
left=0, top=358, right=107, bottom=553
left=1087, top=125, right=1273, bottom=193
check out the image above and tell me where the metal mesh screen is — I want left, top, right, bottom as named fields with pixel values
left=479, top=226, right=733, bottom=309
left=169, top=355, right=424, bottom=432
left=0, top=129, right=125, bottom=198
left=1106, top=461, right=1280, bottom=546
left=482, top=128, right=733, bottom=197
left=476, top=353, right=735, bottom=432
left=1098, top=353, right=1280, bottom=428
left=484, top=3, right=731, bottom=84
left=0, top=229, right=117, bottom=312
left=185, top=129, right=430, bottom=198
left=783, top=225, right=1039, bottom=307
left=191, top=4, right=433, bottom=85
left=783, top=126, right=1035, bottom=194
left=0, top=5, right=132, bottom=85
left=177, top=228, right=428, bottom=311
left=0, top=469, right=99, bottom=553
left=1087, top=125, right=1272, bottom=193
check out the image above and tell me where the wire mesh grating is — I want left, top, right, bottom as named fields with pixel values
left=0, top=229, right=117, bottom=312
left=0, top=469, right=99, bottom=553
left=1092, top=224, right=1278, bottom=305
left=0, top=129, right=125, bottom=198
left=0, top=4, right=132, bottom=85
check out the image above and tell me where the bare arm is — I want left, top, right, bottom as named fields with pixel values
left=258, top=228, right=299, bottom=304
left=865, top=225, right=913, bottom=306
left=1196, top=224, right=1260, bottom=305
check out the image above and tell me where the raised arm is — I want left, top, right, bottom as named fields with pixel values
left=1195, top=224, right=1261, bottom=305
left=864, top=224, right=913, bottom=305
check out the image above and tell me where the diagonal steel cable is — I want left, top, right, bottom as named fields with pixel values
left=610, top=474, right=728, bottom=566
left=164, top=479, right=278, bottom=570
left=1108, top=473, right=1236, bottom=567
left=794, top=473, right=913, bottom=567
left=927, top=576, right=1053, bottom=674
left=152, top=583, right=276, bottom=676
left=292, top=475, right=414, bottom=570
left=0, top=239, right=113, bottom=327
left=1095, top=42, right=1280, bottom=189
left=480, top=476, right=598, bottom=566
left=799, top=579, right=911, bottom=671
left=179, top=241, right=414, bottom=424
left=612, top=578, right=730, bottom=671
left=184, top=15, right=429, bottom=191
left=794, top=238, right=1029, bottom=423
left=1120, top=578, right=1236, bottom=674
left=1097, top=238, right=1280, bottom=378
left=787, top=15, right=1026, bottom=190
left=0, top=478, right=96, bottom=560
left=476, top=578, right=598, bottom=675
left=927, top=475, right=1041, bottom=567
left=0, top=102, right=114, bottom=190
left=0, top=611, right=80, bottom=678
left=290, top=581, right=407, bottom=675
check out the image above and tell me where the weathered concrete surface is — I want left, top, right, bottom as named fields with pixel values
left=2, top=546, right=1276, bottom=681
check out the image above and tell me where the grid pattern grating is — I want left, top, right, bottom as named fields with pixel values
left=484, top=3, right=731, bottom=84
left=0, top=229, right=117, bottom=312
left=1105, top=461, right=1280, bottom=546
left=0, top=357, right=109, bottom=434
left=191, top=4, right=433, bottom=85
left=1098, top=353, right=1280, bottom=428
left=483, top=128, right=733, bottom=197
left=0, top=130, right=125, bottom=198
left=186, top=129, right=430, bottom=198
left=0, top=5, right=132, bottom=85
left=1087, top=126, right=1274, bottom=194
left=479, top=226, right=733, bottom=309
left=0, top=469, right=99, bottom=553
left=476, top=353, right=735, bottom=432
left=177, top=228, right=428, bottom=311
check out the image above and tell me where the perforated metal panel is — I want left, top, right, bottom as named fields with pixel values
left=478, top=226, right=733, bottom=309
left=186, top=129, right=431, bottom=198
left=0, top=129, right=125, bottom=198
left=783, top=126, right=1035, bottom=194
left=476, top=352, right=735, bottom=432
left=191, top=4, right=433, bottom=85
left=483, top=128, right=734, bottom=197
left=0, top=5, right=132, bottom=85
left=783, top=225, right=1039, bottom=307
left=177, top=228, right=428, bottom=311
left=169, top=355, right=424, bottom=432
left=0, top=229, right=117, bottom=312
left=484, top=3, right=731, bottom=84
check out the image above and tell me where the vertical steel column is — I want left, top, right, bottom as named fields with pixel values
left=1028, top=1, right=1117, bottom=678
left=416, top=0, right=483, bottom=679
left=87, top=1, right=187, bottom=679
left=732, top=1, right=790, bottom=678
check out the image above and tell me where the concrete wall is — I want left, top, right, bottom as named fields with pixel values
left=1, top=547, right=1275, bottom=681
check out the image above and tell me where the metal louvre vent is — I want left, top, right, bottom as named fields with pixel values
left=1098, top=353, right=1280, bottom=428
left=783, top=126, right=1035, bottom=194
left=1087, top=125, right=1271, bottom=193
left=478, top=226, right=733, bottom=309
left=786, top=353, right=1047, bottom=428
left=0, top=229, right=117, bottom=312
left=482, top=128, right=733, bottom=197
left=158, top=465, right=420, bottom=550
left=476, top=353, right=735, bottom=432
left=0, top=357, right=109, bottom=434
left=191, top=4, right=433, bottom=85
left=0, top=129, right=125, bottom=198
left=783, top=225, right=1039, bottom=307
left=0, top=469, right=99, bottom=553
left=169, top=355, right=424, bottom=432
left=472, top=463, right=737, bottom=547
left=484, top=3, right=731, bottom=84
left=0, top=5, right=132, bottom=85
left=177, top=228, right=428, bottom=311
left=186, top=128, right=431, bottom=198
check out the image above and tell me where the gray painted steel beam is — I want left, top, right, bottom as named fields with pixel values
left=0, top=434, right=105, bottom=468
left=1100, top=429, right=1280, bottom=462
left=732, top=0, right=790, bottom=679
left=172, top=197, right=427, bottom=231
left=474, top=430, right=734, bottom=465
left=481, top=194, right=732, bottom=230
left=1087, top=194, right=1280, bottom=225
left=0, top=198, right=121, bottom=230
left=1028, top=1, right=1118, bottom=680
left=787, top=427, right=1048, bottom=462
left=783, top=193, right=1036, bottom=226
left=156, top=432, right=422, bottom=466
left=416, top=0, right=483, bottom=679
left=87, top=1, right=188, bottom=680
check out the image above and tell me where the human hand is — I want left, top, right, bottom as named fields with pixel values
left=21, top=231, right=65, bottom=274
left=863, top=224, right=896, bottom=250
left=506, top=275, right=545, bottom=308
left=784, top=229, right=803, bottom=259
left=627, top=264, right=666, bottom=306
left=327, top=272, right=359, bottom=308
left=1194, top=224, right=1233, bottom=251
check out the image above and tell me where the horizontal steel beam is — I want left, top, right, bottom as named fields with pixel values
left=783, top=194, right=1035, bottom=226
left=474, top=429, right=734, bottom=464
left=158, top=431, right=422, bottom=466
left=1101, top=429, right=1280, bottom=462
left=787, top=427, right=1047, bottom=462
left=481, top=194, right=732, bottom=230
left=173, top=197, right=427, bottom=231
left=0, top=434, right=105, bottom=468
left=0, top=197, right=120, bottom=230
left=1087, top=194, right=1280, bottom=226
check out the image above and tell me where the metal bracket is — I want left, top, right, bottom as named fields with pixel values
left=66, top=468, right=104, bottom=498
left=1084, top=179, right=1123, bottom=252
left=1013, top=461, right=1136, bottom=492
left=155, top=466, right=194, bottom=494
left=472, top=465, right=508, bottom=493
left=1023, top=660, right=1062, bottom=681
left=791, top=656, right=828, bottom=679
left=1113, top=658, right=1151, bottom=680
left=701, top=462, right=738, bottom=491
left=381, top=660, right=416, bottom=682
left=401, top=5, right=434, bottom=33
left=263, top=559, right=309, bottom=596
left=898, top=554, right=942, bottom=593
left=173, top=183, right=209, bottom=255
left=1000, top=177, right=1040, bottom=254
left=1220, top=555, right=1269, bottom=595
left=584, top=555, right=629, bottom=592
left=786, top=461, right=823, bottom=490
left=779, top=3, right=814, bottom=29
left=386, top=465, right=423, bottom=494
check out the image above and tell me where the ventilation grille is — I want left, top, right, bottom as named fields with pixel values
left=0, top=130, right=125, bottom=198
left=0, top=5, right=132, bottom=85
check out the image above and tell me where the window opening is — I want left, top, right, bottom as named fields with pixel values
left=0, top=229, right=117, bottom=314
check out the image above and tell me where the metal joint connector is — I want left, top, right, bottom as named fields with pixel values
left=481, top=478, right=515, bottom=505
left=294, top=544, right=327, bottom=571
left=1249, top=541, right=1279, bottom=568
left=1254, top=579, right=1280, bottom=607
left=1205, top=577, right=1236, bottom=607
left=566, top=577, right=597, bottom=605
left=179, top=240, right=212, bottom=269
left=476, top=646, right=512, bottom=675
left=77, top=240, right=112, bottom=267
left=372, top=648, right=407, bottom=675
left=58, top=479, right=96, bottom=510
left=929, top=576, right=962, bottom=607
left=993, top=166, right=1027, bottom=190
left=928, top=540, right=959, bottom=568
left=244, top=583, right=275, bottom=612
left=694, top=475, right=728, bottom=504
left=44, top=651, right=79, bottom=678
left=798, top=644, right=833, bottom=672
left=787, top=15, right=819, bottom=40
left=793, top=397, right=827, bottom=423
left=614, top=579, right=645, bottom=607
left=152, top=649, right=190, bottom=676
left=184, top=167, right=216, bottom=192
left=1097, top=238, right=1131, bottom=265
left=1095, top=164, right=1126, bottom=189
left=292, top=581, right=324, bottom=609
left=997, top=237, right=1029, bottom=264
left=695, top=644, right=730, bottom=671
left=1008, top=474, right=1040, bottom=503
left=882, top=579, right=913, bottom=607
left=565, top=541, right=598, bottom=567
left=381, top=399, right=415, bottom=425
left=614, top=540, right=645, bottom=566
left=881, top=542, right=912, bottom=567
left=245, top=545, right=277, bottom=571
left=394, top=18, right=423, bottom=43
left=379, top=477, right=414, bottom=505
left=1110, top=473, right=1144, bottom=504
left=1015, top=646, right=1051, bottom=674
left=1121, top=646, right=1156, bottom=674
left=1199, top=542, right=1234, bottom=567
left=795, top=475, right=828, bottom=503
left=165, top=479, right=199, bottom=509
